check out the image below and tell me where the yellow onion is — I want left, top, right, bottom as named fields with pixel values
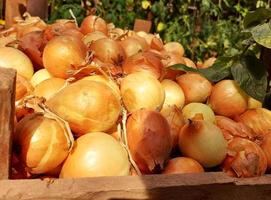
left=261, top=133, right=271, bottom=169
left=215, top=115, right=257, bottom=141
left=30, top=69, right=52, bottom=87
left=122, top=51, right=164, bottom=80
left=80, top=15, right=108, bottom=35
left=161, top=105, right=186, bottom=148
left=43, top=35, right=87, bottom=79
left=82, top=75, right=121, bottom=99
left=121, top=72, right=165, bottom=112
left=248, top=97, right=262, bottom=109
left=209, top=80, right=248, bottom=117
left=235, top=108, right=271, bottom=139
left=161, top=79, right=185, bottom=111
left=200, top=57, right=216, bottom=69
left=164, top=42, right=184, bottom=57
left=47, top=80, right=121, bottom=136
left=16, top=74, right=33, bottom=101
left=90, top=38, right=125, bottom=64
left=182, top=103, right=216, bottom=124
left=127, top=109, right=172, bottom=173
left=222, top=138, right=267, bottom=177
left=0, top=47, right=34, bottom=79
left=176, top=73, right=212, bottom=104
left=162, top=157, right=204, bottom=174
left=14, top=113, right=73, bottom=174
left=33, top=78, right=66, bottom=100
left=60, top=132, right=130, bottom=178
left=179, top=119, right=227, bottom=167
left=120, top=36, right=149, bottom=57
left=163, top=53, right=186, bottom=80
left=82, top=31, right=107, bottom=46
left=183, top=57, right=197, bottom=69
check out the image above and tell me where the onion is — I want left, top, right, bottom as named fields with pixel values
left=179, top=119, right=227, bottom=167
left=222, top=138, right=267, bottom=177
left=0, top=47, right=34, bottom=79
left=127, top=109, right=172, bottom=173
left=261, top=133, right=271, bottom=169
left=43, top=35, right=87, bottom=79
left=80, top=15, right=108, bottom=35
left=176, top=73, right=212, bottom=104
left=82, top=31, right=107, bottom=46
left=248, top=97, right=262, bottom=109
left=82, top=75, right=120, bottom=99
left=16, top=75, right=33, bottom=101
left=182, top=103, right=216, bottom=124
left=162, top=157, right=204, bottom=174
left=14, top=113, right=73, bottom=174
left=33, top=78, right=66, bottom=100
left=62, top=29, right=84, bottom=40
left=163, top=54, right=186, bottom=80
left=164, top=42, right=184, bottom=57
left=122, top=51, right=164, bottom=80
left=200, top=57, right=216, bottom=69
left=30, top=69, right=52, bottom=87
left=121, top=72, right=165, bottom=112
left=208, top=80, right=248, bottom=118
left=235, top=108, right=271, bottom=139
left=183, top=57, right=197, bottom=69
left=150, top=36, right=164, bottom=51
left=215, top=115, right=257, bottom=141
left=60, top=132, right=129, bottom=178
left=47, top=80, right=121, bottom=136
left=90, top=38, right=125, bottom=64
left=161, top=79, right=185, bottom=111
left=120, top=36, right=149, bottom=57
left=11, top=153, right=29, bottom=179
left=160, top=105, right=186, bottom=148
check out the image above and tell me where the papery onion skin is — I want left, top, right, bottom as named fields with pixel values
left=248, top=97, right=262, bottom=109
left=222, top=138, right=267, bottom=177
left=161, top=79, right=185, bottom=111
left=183, top=57, right=197, bottom=69
left=90, top=38, right=125, bottom=65
left=162, top=157, right=204, bottom=174
left=209, top=80, right=248, bottom=118
left=163, top=53, right=186, bottom=80
left=182, top=103, right=216, bottom=124
left=14, top=113, right=71, bottom=174
left=261, top=133, right=271, bottom=169
left=161, top=105, right=186, bottom=148
left=82, top=31, right=107, bottom=46
left=47, top=80, right=121, bottom=136
left=43, top=35, right=87, bottom=79
left=121, top=72, right=165, bottom=112
left=235, top=108, right=271, bottom=139
left=215, top=115, right=257, bottom=142
left=33, top=78, right=66, bottom=100
left=30, top=69, right=52, bottom=87
left=16, top=75, right=33, bottom=101
left=122, top=51, right=164, bottom=80
left=80, top=15, right=108, bottom=35
left=0, top=47, right=34, bottom=79
left=164, top=42, right=184, bottom=57
left=176, top=73, right=212, bottom=104
left=179, top=119, right=227, bottom=167
left=60, top=132, right=130, bottom=178
left=200, top=57, right=216, bottom=69
left=127, top=109, right=172, bottom=173
left=120, top=36, right=149, bottom=58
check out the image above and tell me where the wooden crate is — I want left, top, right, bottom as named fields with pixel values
left=1, top=67, right=271, bottom=200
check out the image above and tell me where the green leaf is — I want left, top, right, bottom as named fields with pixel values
left=169, top=56, right=236, bottom=82
left=250, top=22, right=271, bottom=48
left=244, top=8, right=271, bottom=28
left=231, top=55, right=268, bottom=102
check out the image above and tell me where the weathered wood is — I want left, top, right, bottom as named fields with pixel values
left=26, top=0, right=48, bottom=20
left=0, top=68, right=16, bottom=179
left=0, top=172, right=271, bottom=200
left=134, top=19, right=152, bottom=33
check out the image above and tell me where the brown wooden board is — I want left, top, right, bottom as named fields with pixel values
left=0, top=68, right=16, bottom=179
left=0, top=172, right=271, bottom=200
left=134, top=19, right=152, bottom=33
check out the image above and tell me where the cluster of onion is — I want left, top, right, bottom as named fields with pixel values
left=3, top=14, right=270, bottom=179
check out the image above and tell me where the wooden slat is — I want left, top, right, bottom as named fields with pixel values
left=26, top=0, right=48, bottom=20
left=0, top=68, right=16, bottom=179
left=134, top=19, right=152, bottom=33
left=0, top=172, right=271, bottom=200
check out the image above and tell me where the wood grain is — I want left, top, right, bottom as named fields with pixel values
left=1, top=172, right=271, bottom=200
left=26, top=0, right=48, bottom=20
left=134, top=19, right=152, bottom=33
left=0, top=68, right=16, bottom=179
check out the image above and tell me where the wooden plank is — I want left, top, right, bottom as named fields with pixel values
left=0, top=172, right=271, bottom=199
left=26, top=0, right=48, bottom=20
left=0, top=68, right=16, bottom=179
left=134, top=19, right=152, bottom=33
left=5, top=0, right=27, bottom=28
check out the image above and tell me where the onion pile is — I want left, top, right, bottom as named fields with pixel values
left=6, top=14, right=271, bottom=180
